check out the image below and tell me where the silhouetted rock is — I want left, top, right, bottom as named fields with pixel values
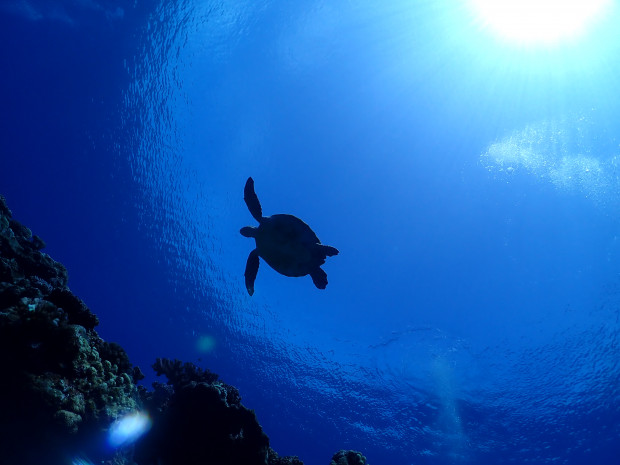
left=330, top=450, right=369, bottom=465
left=0, top=195, right=139, bottom=464
left=268, top=449, right=305, bottom=465
left=136, top=357, right=269, bottom=465
left=153, top=356, right=219, bottom=385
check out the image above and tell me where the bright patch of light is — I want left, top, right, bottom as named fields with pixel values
left=108, top=411, right=152, bottom=448
left=469, top=0, right=611, bottom=45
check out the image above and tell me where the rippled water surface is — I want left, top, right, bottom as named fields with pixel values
left=2, top=1, right=620, bottom=464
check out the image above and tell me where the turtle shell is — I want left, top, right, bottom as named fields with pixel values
left=255, top=214, right=324, bottom=277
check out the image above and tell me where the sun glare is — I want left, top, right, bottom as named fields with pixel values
left=469, top=0, right=611, bottom=46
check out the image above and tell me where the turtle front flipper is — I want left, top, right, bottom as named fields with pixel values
left=244, top=249, right=260, bottom=296
left=244, top=177, right=263, bottom=222
left=309, top=267, right=328, bottom=289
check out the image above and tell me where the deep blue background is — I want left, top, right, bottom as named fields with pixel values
left=1, top=1, right=619, bottom=464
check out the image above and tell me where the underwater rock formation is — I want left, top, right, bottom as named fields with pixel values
left=135, top=357, right=302, bottom=465
left=330, top=450, right=369, bottom=465
left=135, top=357, right=271, bottom=464
left=0, top=195, right=142, bottom=463
left=0, top=194, right=366, bottom=465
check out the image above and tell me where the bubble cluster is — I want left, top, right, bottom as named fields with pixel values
left=481, top=114, right=620, bottom=208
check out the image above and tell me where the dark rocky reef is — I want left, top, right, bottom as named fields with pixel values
left=330, top=450, right=369, bottom=465
left=134, top=357, right=307, bottom=465
left=0, top=194, right=367, bottom=465
left=0, top=195, right=143, bottom=464
left=135, top=357, right=269, bottom=464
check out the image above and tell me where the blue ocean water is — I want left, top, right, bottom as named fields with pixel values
left=1, top=1, right=620, bottom=464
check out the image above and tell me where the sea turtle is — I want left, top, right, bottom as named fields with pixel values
left=240, top=177, right=339, bottom=296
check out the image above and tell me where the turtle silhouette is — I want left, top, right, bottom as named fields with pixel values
left=240, top=177, right=339, bottom=296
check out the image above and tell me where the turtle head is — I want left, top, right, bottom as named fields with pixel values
left=240, top=226, right=257, bottom=238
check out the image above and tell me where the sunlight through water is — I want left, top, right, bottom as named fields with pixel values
left=120, top=2, right=620, bottom=463
left=468, top=0, right=611, bottom=45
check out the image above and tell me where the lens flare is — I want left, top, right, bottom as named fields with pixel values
left=108, top=411, right=152, bottom=448
left=196, top=334, right=216, bottom=353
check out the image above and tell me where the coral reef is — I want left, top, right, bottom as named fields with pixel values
left=268, top=451, right=305, bottom=465
left=135, top=357, right=268, bottom=464
left=0, top=194, right=367, bottom=465
left=0, top=195, right=141, bottom=463
left=135, top=357, right=307, bottom=464
left=330, top=450, right=369, bottom=465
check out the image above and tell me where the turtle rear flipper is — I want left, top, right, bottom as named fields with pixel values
left=310, top=267, right=328, bottom=289
left=244, top=177, right=263, bottom=222
left=244, top=249, right=260, bottom=296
